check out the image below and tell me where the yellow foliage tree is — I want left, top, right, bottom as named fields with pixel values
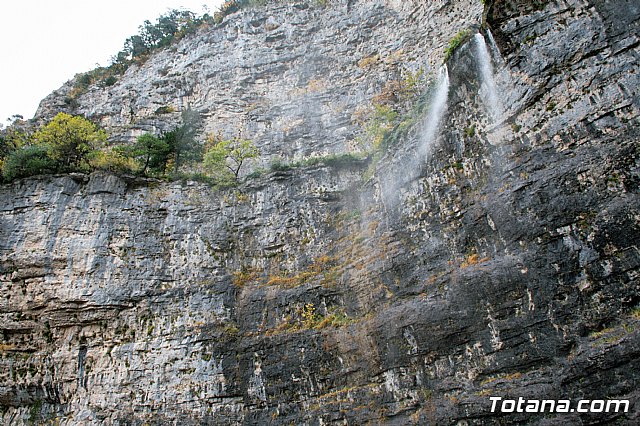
left=33, top=112, right=107, bottom=170
left=203, top=134, right=259, bottom=182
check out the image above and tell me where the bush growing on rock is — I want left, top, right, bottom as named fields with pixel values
left=88, top=148, right=139, bottom=174
left=33, top=112, right=107, bottom=171
left=444, top=29, right=472, bottom=61
left=127, top=133, right=174, bottom=176
left=68, top=10, right=215, bottom=100
left=0, top=108, right=243, bottom=184
left=167, top=107, right=202, bottom=174
left=0, top=113, right=111, bottom=182
left=203, top=134, right=259, bottom=183
left=1, top=145, right=57, bottom=181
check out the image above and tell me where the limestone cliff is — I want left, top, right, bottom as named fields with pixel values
left=2, top=0, right=639, bottom=424
left=35, top=0, right=481, bottom=166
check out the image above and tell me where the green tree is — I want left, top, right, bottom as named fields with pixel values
left=203, top=135, right=259, bottom=182
left=124, top=34, right=150, bottom=59
left=130, top=133, right=173, bottom=175
left=1, top=128, right=28, bottom=160
left=33, top=113, right=107, bottom=170
left=2, top=145, right=57, bottom=182
left=1, top=116, right=32, bottom=181
left=169, top=107, right=201, bottom=173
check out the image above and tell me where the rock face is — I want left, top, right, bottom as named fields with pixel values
left=2, top=0, right=639, bottom=424
left=36, top=0, right=482, bottom=167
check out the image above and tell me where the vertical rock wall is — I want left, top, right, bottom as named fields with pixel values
left=1, top=0, right=639, bottom=424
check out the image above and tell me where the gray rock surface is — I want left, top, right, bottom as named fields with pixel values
left=36, top=0, right=482, bottom=168
left=2, top=0, right=639, bottom=424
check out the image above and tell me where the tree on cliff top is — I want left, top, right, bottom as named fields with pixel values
left=33, top=112, right=107, bottom=170
left=203, top=133, right=259, bottom=182
left=128, top=133, right=173, bottom=176
left=167, top=107, right=202, bottom=174
left=1, top=145, right=57, bottom=182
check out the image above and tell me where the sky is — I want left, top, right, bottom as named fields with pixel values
left=0, top=0, right=224, bottom=126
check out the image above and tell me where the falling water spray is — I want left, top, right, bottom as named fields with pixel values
left=474, top=32, right=503, bottom=123
left=485, top=29, right=504, bottom=66
left=419, top=65, right=450, bottom=160
left=378, top=66, right=450, bottom=212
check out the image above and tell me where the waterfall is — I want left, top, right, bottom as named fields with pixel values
left=485, top=29, right=504, bottom=66
left=474, top=33, right=503, bottom=123
left=419, top=66, right=450, bottom=158
left=379, top=66, right=450, bottom=209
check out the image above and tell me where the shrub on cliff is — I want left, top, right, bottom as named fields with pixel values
left=444, top=29, right=472, bottom=61
left=1, top=113, right=111, bottom=182
left=203, top=134, right=259, bottom=183
left=101, top=108, right=203, bottom=179
left=0, top=110, right=210, bottom=183
left=33, top=113, right=107, bottom=171
left=88, top=148, right=139, bottom=174
left=167, top=107, right=202, bottom=174
left=128, top=133, right=174, bottom=176
left=68, top=10, right=214, bottom=100
left=1, top=145, right=57, bottom=181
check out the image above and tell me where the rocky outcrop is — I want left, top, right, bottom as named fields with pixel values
left=2, top=0, right=639, bottom=424
left=35, top=0, right=482, bottom=167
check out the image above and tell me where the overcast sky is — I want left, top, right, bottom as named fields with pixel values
left=1, top=0, right=224, bottom=126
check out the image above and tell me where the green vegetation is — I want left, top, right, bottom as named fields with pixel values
left=296, top=304, right=354, bottom=330
left=265, top=255, right=337, bottom=288
left=362, top=104, right=399, bottom=151
left=2, top=145, right=57, bottom=181
left=268, top=303, right=355, bottom=335
left=214, top=0, right=247, bottom=22
left=165, top=107, right=202, bottom=174
left=32, top=112, right=107, bottom=170
left=0, top=122, right=28, bottom=155
left=304, top=152, right=369, bottom=167
left=313, top=307, right=354, bottom=329
left=67, top=0, right=333, bottom=101
left=232, top=269, right=260, bottom=287
left=352, top=68, right=433, bottom=180
left=0, top=107, right=259, bottom=186
left=1, top=113, right=106, bottom=181
left=356, top=68, right=428, bottom=153
left=222, top=324, right=240, bottom=337
left=263, top=152, right=369, bottom=174
left=230, top=255, right=339, bottom=290
left=154, top=106, right=176, bottom=115
left=203, top=133, right=259, bottom=183
left=67, top=0, right=338, bottom=100
left=128, top=133, right=173, bottom=175
left=29, top=399, right=43, bottom=425
left=444, top=29, right=472, bottom=62
left=0, top=108, right=203, bottom=183
left=357, top=54, right=380, bottom=69
left=67, top=10, right=214, bottom=102
left=0, top=122, right=27, bottom=178
left=464, top=125, right=476, bottom=137
left=104, top=107, right=202, bottom=178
